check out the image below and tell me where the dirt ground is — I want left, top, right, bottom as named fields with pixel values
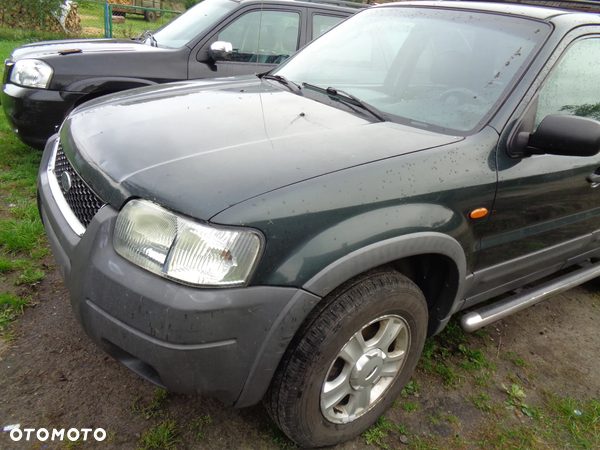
left=0, top=266, right=599, bottom=450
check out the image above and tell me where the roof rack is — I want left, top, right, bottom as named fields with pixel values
left=301, top=0, right=370, bottom=8
left=456, top=0, right=600, bottom=13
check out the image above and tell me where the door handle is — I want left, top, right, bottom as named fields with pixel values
left=586, top=172, right=600, bottom=187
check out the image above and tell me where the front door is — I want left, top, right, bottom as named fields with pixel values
left=189, top=8, right=302, bottom=79
left=470, top=31, right=600, bottom=301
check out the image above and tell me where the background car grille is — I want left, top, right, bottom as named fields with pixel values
left=53, top=144, right=105, bottom=228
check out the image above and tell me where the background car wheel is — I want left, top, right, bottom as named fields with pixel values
left=265, top=269, right=428, bottom=448
left=144, top=10, right=157, bottom=22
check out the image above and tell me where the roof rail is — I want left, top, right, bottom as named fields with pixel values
left=455, top=0, right=600, bottom=13
left=301, top=0, right=370, bottom=9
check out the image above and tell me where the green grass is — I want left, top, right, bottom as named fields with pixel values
left=112, top=13, right=180, bottom=39
left=502, top=383, right=540, bottom=419
left=137, top=421, right=179, bottom=450
left=542, top=393, right=600, bottom=448
left=419, top=337, right=437, bottom=372
left=410, top=318, right=600, bottom=448
left=418, top=318, right=497, bottom=392
left=0, top=256, right=13, bottom=274
left=476, top=421, right=547, bottom=450
left=418, top=319, right=469, bottom=374
left=467, top=392, right=494, bottom=412
left=78, top=1, right=180, bottom=39
left=0, top=31, right=51, bottom=332
left=132, top=388, right=169, bottom=419
left=401, top=380, right=421, bottom=398
left=427, top=412, right=443, bottom=425
left=0, top=40, right=25, bottom=60
left=362, top=416, right=405, bottom=450
left=458, top=344, right=496, bottom=372
left=502, top=350, right=530, bottom=368
left=474, top=328, right=491, bottom=341
left=472, top=370, right=494, bottom=388
left=0, top=217, right=46, bottom=254
left=434, top=363, right=464, bottom=389
left=411, top=435, right=467, bottom=450
left=65, top=437, right=83, bottom=448
left=189, top=414, right=212, bottom=440
left=0, top=27, right=68, bottom=42
left=471, top=393, right=600, bottom=449
left=13, top=268, right=45, bottom=286
left=402, top=401, right=419, bottom=413
left=0, top=292, right=32, bottom=331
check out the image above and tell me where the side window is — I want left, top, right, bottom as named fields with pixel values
left=217, top=10, right=300, bottom=64
left=312, top=14, right=344, bottom=40
left=536, top=38, right=600, bottom=127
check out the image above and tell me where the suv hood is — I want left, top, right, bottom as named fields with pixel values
left=10, top=38, right=145, bottom=60
left=60, top=77, right=462, bottom=220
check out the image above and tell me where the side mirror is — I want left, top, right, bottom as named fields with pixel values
left=509, top=114, right=600, bottom=158
left=208, top=41, right=233, bottom=61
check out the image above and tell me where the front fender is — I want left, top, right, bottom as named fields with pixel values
left=66, top=77, right=158, bottom=94
left=303, top=231, right=466, bottom=298
left=275, top=203, right=466, bottom=292
left=234, top=232, right=466, bottom=408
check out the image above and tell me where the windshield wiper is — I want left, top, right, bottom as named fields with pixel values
left=137, top=30, right=158, bottom=47
left=302, top=82, right=385, bottom=122
left=260, top=74, right=302, bottom=95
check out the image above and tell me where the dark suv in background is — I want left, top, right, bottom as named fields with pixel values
left=1, top=0, right=364, bottom=149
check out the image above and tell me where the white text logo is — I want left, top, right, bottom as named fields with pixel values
left=9, top=428, right=106, bottom=442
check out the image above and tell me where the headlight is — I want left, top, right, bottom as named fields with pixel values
left=113, top=200, right=263, bottom=287
left=9, top=59, right=53, bottom=88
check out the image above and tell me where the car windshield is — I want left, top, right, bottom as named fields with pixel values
left=152, top=0, right=237, bottom=48
left=275, top=7, right=549, bottom=134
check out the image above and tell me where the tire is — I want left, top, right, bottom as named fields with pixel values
left=144, top=10, right=157, bottom=22
left=265, top=269, right=428, bottom=448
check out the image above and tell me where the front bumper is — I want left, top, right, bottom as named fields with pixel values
left=37, top=137, right=318, bottom=405
left=1, top=82, right=86, bottom=149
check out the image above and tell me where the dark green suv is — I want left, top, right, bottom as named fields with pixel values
left=37, top=0, right=600, bottom=446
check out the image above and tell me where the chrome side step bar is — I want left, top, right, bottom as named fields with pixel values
left=460, top=261, right=600, bottom=332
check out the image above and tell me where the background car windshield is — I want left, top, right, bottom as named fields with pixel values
left=153, top=0, right=237, bottom=48
left=276, top=8, right=549, bottom=133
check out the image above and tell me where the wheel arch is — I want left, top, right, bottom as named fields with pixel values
left=67, top=77, right=159, bottom=107
left=235, top=232, right=466, bottom=407
left=303, top=231, right=466, bottom=324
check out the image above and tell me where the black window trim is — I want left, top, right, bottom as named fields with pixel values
left=194, top=5, right=307, bottom=63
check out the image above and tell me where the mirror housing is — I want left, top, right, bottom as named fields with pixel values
left=208, top=41, right=233, bottom=61
left=509, top=114, right=600, bottom=158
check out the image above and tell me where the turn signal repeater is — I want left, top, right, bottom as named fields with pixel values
left=469, top=208, right=489, bottom=219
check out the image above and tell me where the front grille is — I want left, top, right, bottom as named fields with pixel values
left=53, top=144, right=105, bottom=228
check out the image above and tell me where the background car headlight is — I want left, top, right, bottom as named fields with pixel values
left=9, top=59, right=53, bottom=88
left=113, top=199, right=263, bottom=287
